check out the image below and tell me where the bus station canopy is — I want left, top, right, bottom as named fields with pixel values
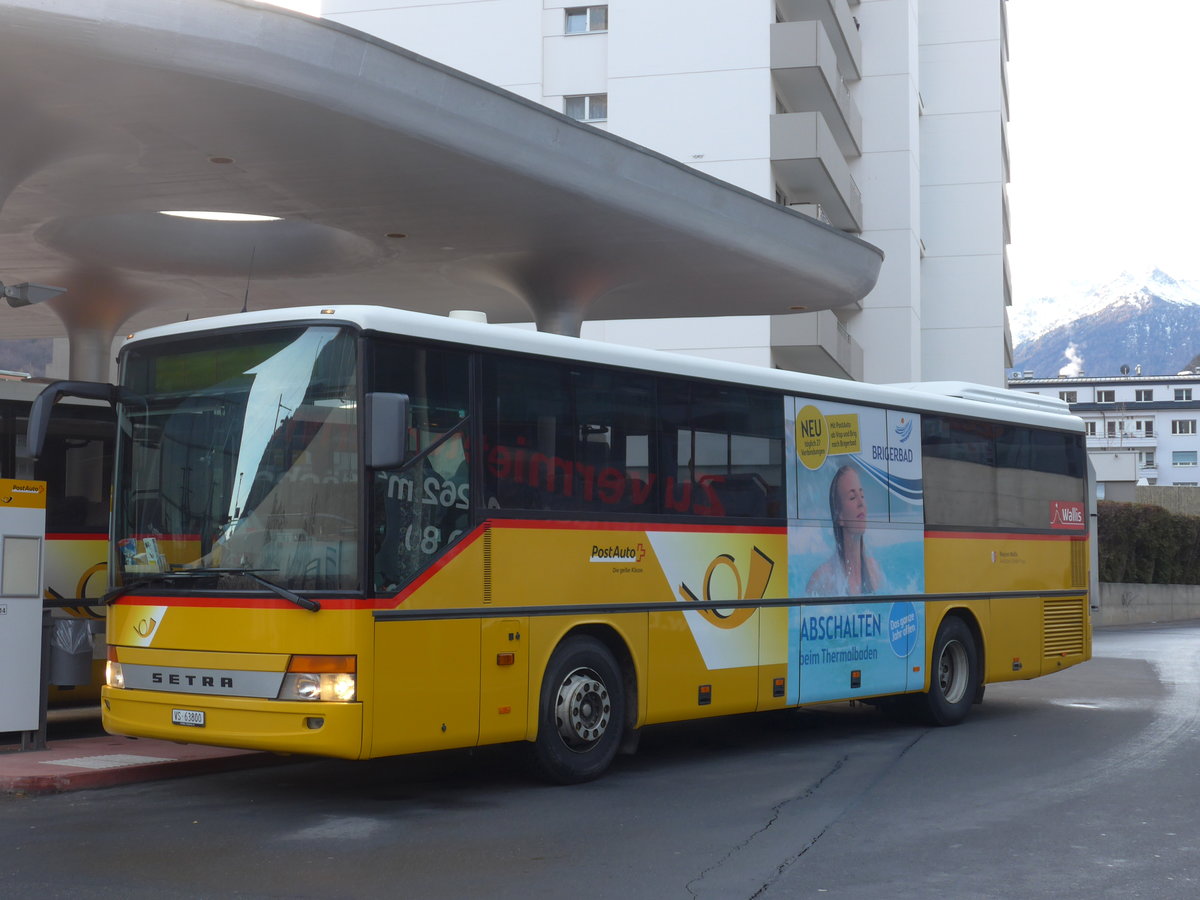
left=0, top=0, right=882, bottom=359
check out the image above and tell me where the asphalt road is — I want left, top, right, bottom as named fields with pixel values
left=2, top=621, right=1198, bottom=899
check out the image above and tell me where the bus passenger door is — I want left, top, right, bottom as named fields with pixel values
left=479, top=617, right=529, bottom=744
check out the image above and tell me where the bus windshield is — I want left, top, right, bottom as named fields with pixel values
left=114, top=325, right=360, bottom=591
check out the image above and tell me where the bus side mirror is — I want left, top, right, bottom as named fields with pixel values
left=27, top=380, right=129, bottom=460
left=366, top=392, right=409, bottom=470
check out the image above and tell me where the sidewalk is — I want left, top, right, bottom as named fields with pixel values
left=0, top=708, right=282, bottom=796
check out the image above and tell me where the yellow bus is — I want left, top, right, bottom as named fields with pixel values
left=31, top=306, right=1091, bottom=782
left=2, top=378, right=114, bottom=699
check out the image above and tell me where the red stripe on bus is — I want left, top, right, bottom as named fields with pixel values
left=46, top=533, right=107, bottom=540
left=112, top=517, right=788, bottom=611
left=387, top=519, right=784, bottom=606
left=389, top=527, right=489, bottom=605
left=490, top=519, right=787, bottom=535
left=113, top=595, right=380, bottom=611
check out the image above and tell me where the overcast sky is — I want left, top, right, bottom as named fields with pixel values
left=1007, top=1, right=1200, bottom=301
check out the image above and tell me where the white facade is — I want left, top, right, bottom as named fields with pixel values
left=1009, top=374, right=1200, bottom=495
left=319, top=0, right=1011, bottom=385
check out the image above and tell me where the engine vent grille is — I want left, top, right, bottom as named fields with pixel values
left=1043, top=598, right=1086, bottom=658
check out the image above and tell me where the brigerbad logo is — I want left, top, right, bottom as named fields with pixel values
left=590, top=543, right=646, bottom=563
left=893, top=417, right=913, bottom=443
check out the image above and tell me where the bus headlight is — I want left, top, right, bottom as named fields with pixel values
left=106, top=659, right=125, bottom=689
left=277, top=655, right=357, bottom=702
left=106, top=646, right=125, bottom=689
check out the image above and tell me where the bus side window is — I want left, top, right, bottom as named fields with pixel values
left=370, top=342, right=470, bottom=593
left=38, top=415, right=114, bottom=536
left=570, top=367, right=657, bottom=514
left=482, top=356, right=570, bottom=511
left=482, top=357, right=658, bottom=515
left=923, top=416, right=1086, bottom=531
left=659, top=379, right=783, bottom=519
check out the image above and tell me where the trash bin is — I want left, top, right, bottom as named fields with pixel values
left=49, top=616, right=94, bottom=687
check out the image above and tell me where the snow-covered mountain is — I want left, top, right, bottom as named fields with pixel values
left=1011, top=269, right=1200, bottom=378
left=1011, top=268, right=1200, bottom=346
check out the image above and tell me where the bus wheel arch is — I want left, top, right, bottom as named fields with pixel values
left=531, top=628, right=633, bottom=784
left=918, top=611, right=983, bottom=726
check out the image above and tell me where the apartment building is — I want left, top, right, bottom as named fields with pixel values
left=319, top=0, right=1012, bottom=385
left=1008, top=373, right=1200, bottom=499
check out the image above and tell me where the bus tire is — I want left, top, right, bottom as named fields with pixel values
left=532, top=635, right=625, bottom=784
left=917, top=615, right=980, bottom=726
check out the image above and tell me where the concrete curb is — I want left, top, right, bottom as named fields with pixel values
left=0, top=734, right=287, bottom=796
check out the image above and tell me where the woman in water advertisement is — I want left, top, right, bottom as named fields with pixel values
left=784, top=398, right=926, bottom=703
left=785, top=399, right=925, bottom=598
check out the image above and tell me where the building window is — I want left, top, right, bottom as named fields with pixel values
left=1135, top=420, right=1154, bottom=437
left=1059, top=391, right=1077, bottom=403
left=1172, top=420, right=1196, bottom=435
left=1178, top=482, right=1199, bottom=486
left=1084, top=421, right=1097, bottom=436
left=564, top=93, right=608, bottom=122
left=565, top=6, right=608, bottom=34
left=1173, top=450, right=1198, bottom=467
left=1176, top=388, right=1193, bottom=401
left=1141, top=450, right=1156, bottom=468
left=1096, top=390, right=1115, bottom=403
left=1106, top=420, right=1120, bottom=438
left=1135, top=389, right=1154, bottom=402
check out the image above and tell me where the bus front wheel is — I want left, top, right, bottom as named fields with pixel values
left=916, top=616, right=980, bottom=726
left=532, top=635, right=626, bottom=784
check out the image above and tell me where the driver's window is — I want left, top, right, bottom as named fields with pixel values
left=371, top=341, right=470, bottom=593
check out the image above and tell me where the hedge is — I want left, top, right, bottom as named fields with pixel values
left=1097, top=500, right=1200, bottom=584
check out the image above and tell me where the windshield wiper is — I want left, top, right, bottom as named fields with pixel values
left=102, top=574, right=179, bottom=606
left=247, top=572, right=321, bottom=612
left=178, top=568, right=321, bottom=612
left=104, top=568, right=321, bottom=612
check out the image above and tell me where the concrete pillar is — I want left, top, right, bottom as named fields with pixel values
left=46, top=267, right=149, bottom=383
left=488, top=254, right=630, bottom=338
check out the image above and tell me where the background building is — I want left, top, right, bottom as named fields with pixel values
left=318, top=0, right=1012, bottom=385
left=1008, top=372, right=1200, bottom=501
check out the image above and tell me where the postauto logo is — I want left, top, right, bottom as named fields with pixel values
left=590, top=543, right=647, bottom=563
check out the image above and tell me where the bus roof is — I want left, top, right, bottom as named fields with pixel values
left=123, top=306, right=1084, bottom=433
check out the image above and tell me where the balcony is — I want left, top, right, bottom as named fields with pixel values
left=1087, top=432, right=1157, bottom=450
left=775, top=0, right=861, bottom=81
left=771, top=20, right=861, bottom=158
left=771, top=112, right=863, bottom=232
left=770, top=309, right=862, bottom=379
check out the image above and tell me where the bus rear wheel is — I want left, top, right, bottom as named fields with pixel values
left=532, top=635, right=625, bottom=784
left=915, top=615, right=980, bottom=726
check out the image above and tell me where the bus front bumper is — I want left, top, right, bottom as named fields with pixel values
left=101, top=686, right=364, bottom=759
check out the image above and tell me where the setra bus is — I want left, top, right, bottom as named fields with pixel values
left=29, top=306, right=1092, bottom=781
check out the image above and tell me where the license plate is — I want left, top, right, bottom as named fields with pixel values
left=172, top=708, right=206, bottom=727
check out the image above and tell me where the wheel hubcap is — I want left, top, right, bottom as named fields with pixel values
left=554, top=667, right=611, bottom=750
left=938, top=639, right=969, bottom=704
